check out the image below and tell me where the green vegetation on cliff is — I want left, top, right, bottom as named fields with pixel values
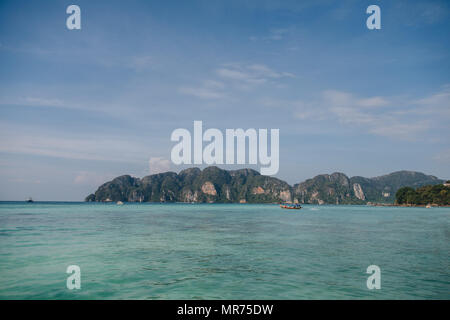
left=85, top=167, right=445, bottom=204
left=86, top=167, right=292, bottom=203
left=395, top=184, right=450, bottom=206
left=293, top=170, right=443, bottom=205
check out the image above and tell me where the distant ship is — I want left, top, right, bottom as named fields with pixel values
left=26, top=197, right=34, bottom=203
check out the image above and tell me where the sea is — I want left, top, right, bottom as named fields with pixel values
left=0, top=202, right=448, bottom=299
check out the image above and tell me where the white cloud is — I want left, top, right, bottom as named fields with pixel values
left=394, top=1, right=449, bottom=26
left=216, top=63, right=294, bottom=85
left=249, top=28, right=291, bottom=42
left=326, top=91, right=429, bottom=139
left=8, top=178, right=41, bottom=184
left=323, top=90, right=389, bottom=108
left=322, top=90, right=353, bottom=107
left=0, top=94, right=144, bottom=119
left=0, top=96, right=72, bottom=109
left=267, top=28, right=289, bottom=40
left=217, top=67, right=259, bottom=82
left=288, top=89, right=443, bottom=140
left=179, top=81, right=225, bottom=99
left=0, top=123, right=148, bottom=163
left=179, top=63, right=294, bottom=99
left=74, top=171, right=115, bottom=186
left=356, top=96, right=389, bottom=108
left=413, top=84, right=450, bottom=117
left=261, top=98, right=327, bottom=120
left=23, top=97, right=68, bottom=108
left=126, top=55, right=154, bottom=71
left=247, top=64, right=295, bottom=78
left=203, top=80, right=225, bottom=89
left=149, top=157, right=171, bottom=174
left=368, top=121, right=430, bottom=138
left=329, top=106, right=379, bottom=125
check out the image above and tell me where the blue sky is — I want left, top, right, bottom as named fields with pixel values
left=0, top=0, right=449, bottom=200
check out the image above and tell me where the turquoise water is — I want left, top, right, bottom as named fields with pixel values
left=0, top=202, right=448, bottom=299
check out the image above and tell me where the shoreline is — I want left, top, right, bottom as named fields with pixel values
left=2, top=200, right=449, bottom=208
left=367, top=202, right=450, bottom=208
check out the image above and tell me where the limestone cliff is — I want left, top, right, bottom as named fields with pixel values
left=86, top=167, right=444, bottom=204
left=86, top=166, right=292, bottom=203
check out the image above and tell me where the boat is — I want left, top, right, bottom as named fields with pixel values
left=26, top=197, right=34, bottom=203
left=117, top=201, right=124, bottom=205
left=280, top=203, right=302, bottom=210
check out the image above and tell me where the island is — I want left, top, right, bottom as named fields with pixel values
left=85, top=166, right=446, bottom=205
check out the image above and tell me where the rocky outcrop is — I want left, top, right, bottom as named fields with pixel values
left=252, top=186, right=265, bottom=194
left=86, top=166, right=293, bottom=203
left=352, top=183, right=365, bottom=201
left=201, top=181, right=217, bottom=196
left=292, top=171, right=444, bottom=205
left=279, top=190, right=292, bottom=202
left=293, top=172, right=355, bottom=204
left=181, top=189, right=198, bottom=202
left=86, top=167, right=445, bottom=204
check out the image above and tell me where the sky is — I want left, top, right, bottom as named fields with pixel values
left=0, top=0, right=449, bottom=200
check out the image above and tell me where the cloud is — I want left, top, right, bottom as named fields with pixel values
left=0, top=94, right=143, bottom=118
left=0, top=96, right=72, bottom=109
left=74, top=171, right=115, bottom=186
left=126, top=55, right=154, bottom=71
left=247, top=64, right=295, bottom=78
left=216, top=63, right=294, bottom=85
left=0, top=123, right=149, bottom=163
left=329, top=106, right=379, bottom=126
left=288, top=89, right=445, bottom=140
left=179, top=63, right=295, bottom=99
left=323, top=90, right=389, bottom=108
left=149, top=157, right=171, bottom=174
left=413, top=84, right=450, bottom=117
left=266, top=28, right=289, bottom=40
left=260, top=98, right=327, bottom=120
left=8, top=178, right=41, bottom=184
left=179, top=87, right=224, bottom=99
left=394, top=1, right=449, bottom=26
left=203, top=80, right=225, bottom=89
left=217, top=68, right=259, bottom=82
left=250, top=28, right=290, bottom=42
left=356, top=97, right=389, bottom=108
left=368, top=121, right=430, bottom=138
left=325, top=91, right=429, bottom=139
left=179, top=80, right=226, bottom=99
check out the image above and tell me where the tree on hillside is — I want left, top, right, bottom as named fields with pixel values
left=395, top=187, right=419, bottom=205
left=396, top=184, right=450, bottom=205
